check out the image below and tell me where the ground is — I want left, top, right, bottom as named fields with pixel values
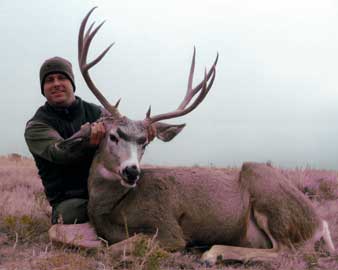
left=1, top=155, right=338, bottom=270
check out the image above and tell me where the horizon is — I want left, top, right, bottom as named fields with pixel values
left=1, top=0, right=338, bottom=170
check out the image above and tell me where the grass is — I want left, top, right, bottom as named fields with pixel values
left=1, top=155, right=338, bottom=269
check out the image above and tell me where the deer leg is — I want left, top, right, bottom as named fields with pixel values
left=91, top=214, right=159, bottom=258
left=201, top=209, right=281, bottom=265
left=107, top=234, right=152, bottom=258
left=201, top=245, right=279, bottom=265
left=240, top=201, right=272, bottom=249
left=313, top=220, right=335, bottom=253
left=106, top=228, right=187, bottom=259
left=252, top=208, right=279, bottom=250
left=93, top=212, right=186, bottom=253
left=156, top=224, right=186, bottom=251
left=90, top=213, right=131, bottom=244
left=321, top=220, right=335, bottom=252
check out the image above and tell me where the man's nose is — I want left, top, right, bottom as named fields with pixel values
left=52, top=79, right=61, bottom=86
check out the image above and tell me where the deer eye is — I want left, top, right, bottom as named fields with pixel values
left=136, top=137, right=147, bottom=145
left=110, top=134, right=119, bottom=143
left=142, top=143, right=148, bottom=150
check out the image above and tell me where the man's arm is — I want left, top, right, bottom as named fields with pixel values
left=24, top=120, right=102, bottom=164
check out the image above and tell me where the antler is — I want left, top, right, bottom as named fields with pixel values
left=144, top=48, right=218, bottom=124
left=78, top=7, right=121, bottom=118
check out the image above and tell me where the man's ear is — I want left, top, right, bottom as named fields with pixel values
left=154, top=122, right=186, bottom=142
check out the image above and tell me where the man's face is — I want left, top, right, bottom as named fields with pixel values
left=43, top=73, right=75, bottom=107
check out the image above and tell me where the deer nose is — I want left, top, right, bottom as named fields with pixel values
left=122, top=165, right=140, bottom=182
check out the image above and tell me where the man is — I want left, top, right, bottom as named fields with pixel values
left=25, top=56, right=106, bottom=226
left=26, top=56, right=156, bottom=247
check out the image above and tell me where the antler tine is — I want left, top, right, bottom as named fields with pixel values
left=115, top=98, right=121, bottom=108
left=81, top=20, right=111, bottom=69
left=189, top=67, right=216, bottom=111
left=179, top=51, right=219, bottom=109
left=81, top=21, right=97, bottom=64
left=186, top=47, right=196, bottom=101
left=78, top=7, right=121, bottom=118
left=145, top=50, right=218, bottom=124
left=194, top=52, right=219, bottom=90
left=78, top=7, right=96, bottom=63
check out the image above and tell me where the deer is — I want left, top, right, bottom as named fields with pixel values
left=50, top=7, right=335, bottom=265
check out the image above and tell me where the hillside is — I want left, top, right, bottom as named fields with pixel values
left=0, top=155, right=338, bottom=269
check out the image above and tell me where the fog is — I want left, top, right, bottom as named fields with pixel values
left=1, top=0, right=338, bottom=169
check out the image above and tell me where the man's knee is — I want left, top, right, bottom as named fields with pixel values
left=52, top=198, right=89, bottom=224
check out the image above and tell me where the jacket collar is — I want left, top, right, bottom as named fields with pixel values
left=45, top=96, right=82, bottom=119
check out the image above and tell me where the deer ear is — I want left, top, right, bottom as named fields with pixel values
left=154, top=122, right=186, bottom=142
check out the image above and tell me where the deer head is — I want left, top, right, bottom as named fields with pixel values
left=79, top=7, right=218, bottom=188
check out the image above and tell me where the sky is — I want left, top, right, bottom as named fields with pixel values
left=1, top=0, right=338, bottom=169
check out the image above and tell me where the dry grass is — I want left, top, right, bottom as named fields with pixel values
left=1, top=155, right=338, bottom=269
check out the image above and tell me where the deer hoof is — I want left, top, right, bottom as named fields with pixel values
left=200, top=249, right=217, bottom=266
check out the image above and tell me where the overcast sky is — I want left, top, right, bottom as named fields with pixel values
left=1, top=0, right=338, bottom=169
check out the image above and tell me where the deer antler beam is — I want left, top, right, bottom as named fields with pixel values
left=78, top=7, right=121, bottom=118
left=145, top=49, right=218, bottom=124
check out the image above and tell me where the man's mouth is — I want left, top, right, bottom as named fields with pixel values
left=52, top=91, right=65, bottom=96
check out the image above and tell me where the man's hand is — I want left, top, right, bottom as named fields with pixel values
left=90, top=122, right=106, bottom=146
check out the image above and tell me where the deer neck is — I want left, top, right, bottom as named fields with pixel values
left=89, top=152, right=132, bottom=208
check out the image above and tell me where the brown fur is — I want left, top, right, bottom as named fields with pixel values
left=75, top=8, right=332, bottom=263
left=240, top=163, right=320, bottom=247
left=88, top=161, right=322, bottom=252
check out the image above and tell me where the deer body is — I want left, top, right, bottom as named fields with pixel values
left=75, top=8, right=334, bottom=264
left=88, top=165, right=248, bottom=250
left=88, top=156, right=331, bottom=263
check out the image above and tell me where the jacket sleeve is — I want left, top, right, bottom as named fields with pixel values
left=24, top=120, right=96, bottom=164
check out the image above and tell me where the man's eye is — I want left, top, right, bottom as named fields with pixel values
left=110, top=134, right=119, bottom=143
left=58, top=74, right=67, bottom=80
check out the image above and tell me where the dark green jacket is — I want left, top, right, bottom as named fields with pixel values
left=24, top=97, right=102, bottom=206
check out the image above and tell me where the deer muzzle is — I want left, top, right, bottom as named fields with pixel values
left=121, top=165, right=140, bottom=186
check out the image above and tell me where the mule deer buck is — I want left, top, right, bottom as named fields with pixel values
left=64, top=7, right=336, bottom=264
